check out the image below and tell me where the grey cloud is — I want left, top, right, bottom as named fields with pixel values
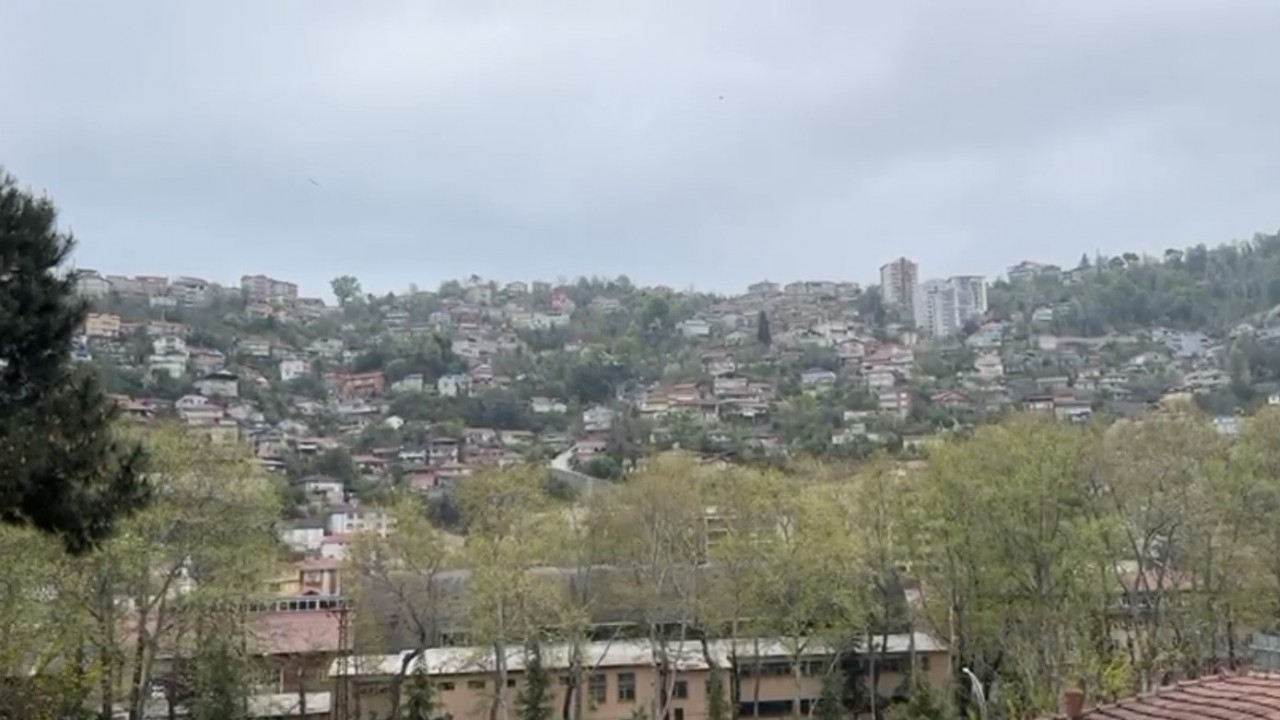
left=2, top=0, right=1279, bottom=297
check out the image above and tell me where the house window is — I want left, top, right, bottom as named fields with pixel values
left=618, top=672, right=637, bottom=702
left=672, top=680, right=688, bottom=699
left=920, top=656, right=930, bottom=672
left=674, top=709, right=685, bottom=720
left=586, top=673, right=607, bottom=704
left=468, top=680, right=486, bottom=690
left=507, top=678, right=517, bottom=688
left=439, top=682, right=455, bottom=691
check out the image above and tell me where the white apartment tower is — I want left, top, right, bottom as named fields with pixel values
left=915, top=275, right=988, bottom=338
left=950, top=275, right=988, bottom=320
left=916, top=279, right=960, bottom=338
left=879, top=257, right=919, bottom=319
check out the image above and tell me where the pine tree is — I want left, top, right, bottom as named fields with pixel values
left=517, top=642, right=553, bottom=720
left=403, top=662, right=439, bottom=720
left=756, top=310, right=772, bottom=347
left=0, top=171, right=148, bottom=553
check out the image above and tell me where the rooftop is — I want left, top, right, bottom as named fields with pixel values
left=1049, top=673, right=1280, bottom=719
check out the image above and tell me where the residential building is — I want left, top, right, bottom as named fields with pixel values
left=530, top=396, right=568, bottom=414
left=279, top=358, right=310, bottom=383
left=75, top=270, right=111, bottom=298
left=582, top=405, right=616, bottom=433
left=83, top=312, right=122, bottom=338
left=278, top=520, right=326, bottom=554
left=325, top=505, right=393, bottom=537
left=800, top=368, right=837, bottom=391
left=195, top=370, right=239, bottom=398
left=171, top=276, right=212, bottom=306
left=1006, top=260, right=1061, bottom=283
left=438, top=374, right=472, bottom=398
left=677, top=318, right=712, bottom=338
left=337, top=633, right=949, bottom=720
left=241, top=274, right=299, bottom=305
left=747, top=280, right=780, bottom=295
left=915, top=279, right=960, bottom=338
left=879, top=257, right=919, bottom=318
left=974, top=352, right=1004, bottom=379
left=152, top=335, right=188, bottom=357
left=948, top=275, right=988, bottom=320
left=334, top=371, right=385, bottom=399
left=239, top=337, right=273, bottom=357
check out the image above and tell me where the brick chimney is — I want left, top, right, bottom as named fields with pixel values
left=1063, top=687, right=1085, bottom=719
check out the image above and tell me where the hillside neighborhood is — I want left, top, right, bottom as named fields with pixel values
left=37, top=239, right=1280, bottom=720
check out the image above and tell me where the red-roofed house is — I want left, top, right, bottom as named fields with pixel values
left=1045, top=673, right=1280, bottom=720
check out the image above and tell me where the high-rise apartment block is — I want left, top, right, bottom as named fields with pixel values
left=949, top=275, right=988, bottom=320
left=879, top=257, right=919, bottom=318
left=915, top=275, right=988, bottom=338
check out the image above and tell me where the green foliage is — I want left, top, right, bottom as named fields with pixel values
left=990, top=233, right=1280, bottom=333
left=402, top=662, right=441, bottom=720
left=0, top=170, right=149, bottom=553
left=517, top=643, right=553, bottom=720
left=330, top=275, right=362, bottom=306
left=188, top=620, right=251, bottom=720
left=890, top=675, right=948, bottom=720
left=815, top=670, right=846, bottom=720
left=756, top=310, right=772, bottom=347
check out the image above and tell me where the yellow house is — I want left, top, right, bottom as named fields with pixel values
left=84, top=312, right=122, bottom=338
left=332, top=633, right=949, bottom=720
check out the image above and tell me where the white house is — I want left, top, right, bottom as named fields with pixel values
left=278, top=522, right=325, bottom=553
left=148, top=354, right=188, bottom=379
left=582, top=405, right=616, bottom=433
left=279, top=358, right=309, bottom=383
left=392, top=374, right=425, bottom=393
left=195, top=370, right=239, bottom=398
left=800, top=368, right=837, bottom=390
left=974, top=353, right=1004, bottom=380
left=530, top=396, right=568, bottom=414
left=299, top=475, right=346, bottom=505
left=238, top=337, right=272, bottom=357
left=677, top=319, right=712, bottom=338
left=438, top=374, right=472, bottom=398
left=325, top=506, right=393, bottom=537
left=151, top=336, right=188, bottom=357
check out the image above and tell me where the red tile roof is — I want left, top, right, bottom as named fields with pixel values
left=1051, top=674, right=1280, bottom=719
left=249, top=610, right=341, bottom=655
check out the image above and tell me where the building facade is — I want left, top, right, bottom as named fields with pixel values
left=915, top=279, right=959, bottom=338
left=337, top=634, right=949, bottom=720
left=879, top=258, right=919, bottom=320
left=948, top=275, right=988, bottom=320
left=242, top=274, right=300, bottom=305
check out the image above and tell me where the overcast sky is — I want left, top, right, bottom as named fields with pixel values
left=4, top=1, right=1280, bottom=299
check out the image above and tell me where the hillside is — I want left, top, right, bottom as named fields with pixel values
left=989, top=230, right=1280, bottom=334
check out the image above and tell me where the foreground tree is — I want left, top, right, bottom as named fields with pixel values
left=348, top=493, right=457, bottom=719
left=910, top=414, right=1107, bottom=717
left=458, top=466, right=566, bottom=720
left=0, top=171, right=148, bottom=552
left=78, top=424, right=280, bottom=720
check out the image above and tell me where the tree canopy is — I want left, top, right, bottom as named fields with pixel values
left=0, top=171, right=148, bottom=553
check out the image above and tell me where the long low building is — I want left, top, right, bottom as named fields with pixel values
left=331, top=632, right=949, bottom=720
